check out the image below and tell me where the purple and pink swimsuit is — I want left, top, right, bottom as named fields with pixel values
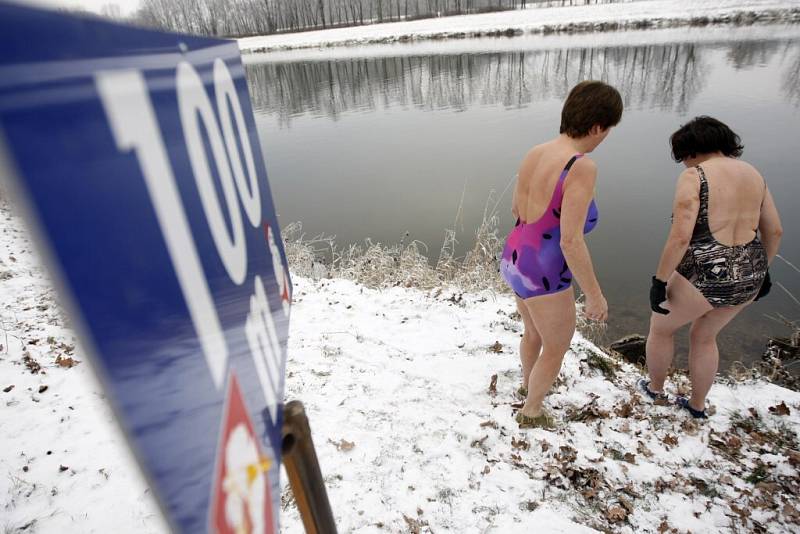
left=500, top=154, right=598, bottom=299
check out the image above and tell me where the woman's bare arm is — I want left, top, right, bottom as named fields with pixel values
left=758, top=186, right=783, bottom=263
left=654, top=169, right=700, bottom=281
left=560, top=158, right=602, bottom=299
left=512, top=181, right=519, bottom=219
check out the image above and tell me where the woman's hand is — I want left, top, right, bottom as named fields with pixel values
left=650, top=276, right=670, bottom=314
left=584, top=291, right=608, bottom=322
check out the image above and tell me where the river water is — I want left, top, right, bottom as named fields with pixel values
left=245, top=24, right=800, bottom=370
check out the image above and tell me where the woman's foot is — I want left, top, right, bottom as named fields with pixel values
left=676, top=396, right=707, bottom=419
left=637, top=378, right=670, bottom=404
left=515, top=409, right=556, bottom=430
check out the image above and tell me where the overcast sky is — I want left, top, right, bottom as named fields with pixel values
left=17, top=0, right=141, bottom=16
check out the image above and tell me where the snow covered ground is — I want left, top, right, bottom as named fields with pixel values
left=2, top=188, right=800, bottom=532
left=238, top=0, right=800, bottom=53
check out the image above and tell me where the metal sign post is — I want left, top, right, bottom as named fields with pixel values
left=282, top=401, right=338, bottom=534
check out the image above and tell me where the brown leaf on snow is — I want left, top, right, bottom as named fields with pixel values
left=637, top=441, right=654, bottom=458
left=511, top=436, right=530, bottom=451
left=606, top=505, right=627, bottom=522
left=727, top=435, right=743, bottom=450
left=681, top=419, right=699, bottom=436
left=619, top=495, right=634, bottom=514
left=471, top=435, right=489, bottom=449
left=768, top=401, right=791, bottom=416
left=729, top=503, right=750, bottom=519
left=402, top=514, right=428, bottom=534
left=488, top=374, right=498, bottom=396
left=328, top=439, right=355, bottom=452
left=657, top=519, right=671, bottom=533
left=23, top=354, right=41, bottom=374
left=615, top=400, right=635, bottom=418
left=489, top=341, right=503, bottom=353
left=783, top=503, right=800, bottom=522
left=755, top=481, right=780, bottom=494
left=56, top=356, right=79, bottom=368
left=663, top=434, right=679, bottom=447
left=623, top=453, right=636, bottom=464
left=787, top=450, right=800, bottom=467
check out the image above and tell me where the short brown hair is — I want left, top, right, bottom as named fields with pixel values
left=560, top=81, right=623, bottom=138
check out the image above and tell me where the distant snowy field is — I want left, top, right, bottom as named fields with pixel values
left=2, top=187, right=800, bottom=533
left=238, top=0, right=800, bottom=53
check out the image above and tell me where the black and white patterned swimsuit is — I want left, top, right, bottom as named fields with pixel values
left=676, top=165, right=768, bottom=307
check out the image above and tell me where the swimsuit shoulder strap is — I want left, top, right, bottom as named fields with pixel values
left=562, top=153, right=584, bottom=175
left=695, top=164, right=710, bottom=224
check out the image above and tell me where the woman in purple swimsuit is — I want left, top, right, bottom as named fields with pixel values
left=500, top=81, right=623, bottom=429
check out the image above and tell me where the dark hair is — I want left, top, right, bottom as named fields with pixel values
left=560, top=80, right=623, bottom=138
left=670, top=116, right=744, bottom=162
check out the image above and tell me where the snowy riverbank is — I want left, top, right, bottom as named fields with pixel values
left=2, top=193, right=800, bottom=532
left=238, top=0, right=800, bottom=53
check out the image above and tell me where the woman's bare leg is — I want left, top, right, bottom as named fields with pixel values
left=687, top=303, right=748, bottom=410
left=516, top=296, right=542, bottom=392
left=646, top=273, right=713, bottom=392
left=519, top=288, right=576, bottom=418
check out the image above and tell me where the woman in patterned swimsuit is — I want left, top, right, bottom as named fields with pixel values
left=500, top=81, right=623, bottom=429
left=642, top=116, right=783, bottom=418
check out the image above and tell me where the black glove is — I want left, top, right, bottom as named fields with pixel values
left=650, top=276, right=670, bottom=315
left=754, top=270, right=771, bottom=302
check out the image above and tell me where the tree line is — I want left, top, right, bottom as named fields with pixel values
left=129, top=0, right=626, bottom=38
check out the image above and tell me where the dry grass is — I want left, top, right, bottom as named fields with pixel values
left=282, top=191, right=510, bottom=293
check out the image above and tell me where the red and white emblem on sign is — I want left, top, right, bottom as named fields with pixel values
left=210, top=373, right=275, bottom=534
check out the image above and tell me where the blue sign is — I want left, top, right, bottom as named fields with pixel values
left=0, top=3, right=291, bottom=532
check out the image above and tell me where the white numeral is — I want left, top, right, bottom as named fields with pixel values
left=96, top=69, right=228, bottom=387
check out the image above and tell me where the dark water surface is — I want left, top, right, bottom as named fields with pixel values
left=245, top=26, right=800, bottom=369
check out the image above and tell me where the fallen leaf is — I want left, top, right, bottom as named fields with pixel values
left=623, top=453, right=636, bottom=464
left=615, top=401, right=634, bottom=418
left=489, top=341, right=503, bottom=353
left=787, top=450, right=800, bottom=467
left=23, top=354, right=41, bottom=374
left=38, top=385, right=48, bottom=394
left=3, top=385, right=13, bottom=393
left=471, top=435, right=488, bottom=449
left=511, top=436, right=530, bottom=451
left=637, top=441, right=653, bottom=457
left=619, top=495, right=634, bottom=514
left=59, top=465, right=68, bottom=472
left=488, top=374, right=498, bottom=396
left=479, top=420, right=498, bottom=429
left=663, top=434, right=679, bottom=447
left=657, top=520, right=671, bottom=533
left=768, top=401, right=791, bottom=416
left=328, top=439, right=355, bottom=452
left=482, top=465, right=491, bottom=475
left=606, top=505, right=627, bottom=522
left=55, top=356, right=79, bottom=368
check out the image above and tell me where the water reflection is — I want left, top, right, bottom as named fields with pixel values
left=782, top=44, right=800, bottom=106
left=246, top=38, right=800, bottom=125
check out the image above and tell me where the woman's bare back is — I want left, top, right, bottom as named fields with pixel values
left=700, top=157, right=765, bottom=247
left=515, top=142, right=586, bottom=223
